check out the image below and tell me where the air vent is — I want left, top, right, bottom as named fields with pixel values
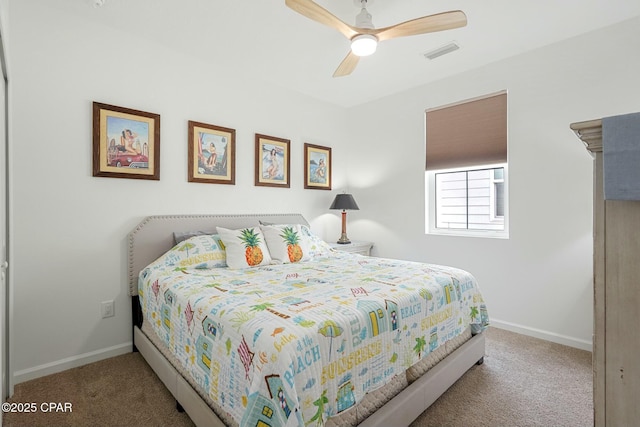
left=423, top=42, right=460, bottom=60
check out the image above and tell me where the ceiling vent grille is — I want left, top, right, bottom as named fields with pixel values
left=423, top=42, right=460, bottom=60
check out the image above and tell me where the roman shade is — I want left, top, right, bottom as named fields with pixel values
left=426, top=91, right=507, bottom=171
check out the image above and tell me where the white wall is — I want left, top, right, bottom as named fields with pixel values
left=343, top=16, right=640, bottom=350
left=6, top=1, right=349, bottom=382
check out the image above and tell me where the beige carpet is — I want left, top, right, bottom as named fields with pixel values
left=3, top=327, right=592, bottom=427
left=411, top=328, right=593, bottom=427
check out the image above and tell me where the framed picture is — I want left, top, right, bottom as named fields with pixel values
left=188, top=120, right=236, bottom=185
left=304, top=143, right=332, bottom=190
left=255, top=133, right=290, bottom=188
left=92, top=102, right=160, bottom=180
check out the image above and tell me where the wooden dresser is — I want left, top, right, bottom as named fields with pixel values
left=571, top=118, right=640, bottom=426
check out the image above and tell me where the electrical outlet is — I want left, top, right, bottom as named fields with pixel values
left=101, top=300, right=115, bottom=318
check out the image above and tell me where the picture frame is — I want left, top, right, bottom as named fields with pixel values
left=255, top=133, right=290, bottom=188
left=92, top=102, right=160, bottom=180
left=188, top=120, right=236, bottom=185
left=304, top=143, right=332, bottom=190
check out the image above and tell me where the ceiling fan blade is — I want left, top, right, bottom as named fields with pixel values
left=333, top=51, right=360, bottom=77
left=374, top=10, right=467, bottom=42
left=285, top=0, right=358, bottom=39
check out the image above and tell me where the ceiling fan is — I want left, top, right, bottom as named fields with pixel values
left=285, top=0, right=467, bottom=77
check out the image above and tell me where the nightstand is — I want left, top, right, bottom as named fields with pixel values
left=328, top=240, right=374, bottom=256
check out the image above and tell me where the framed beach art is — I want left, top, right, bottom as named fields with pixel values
left=255, top=133, right=290, bottom=188
left=304, top=143, right=331, bottom=190
left=92, top=102, right=160, bottom=180
left=188, top=120, right=236, bottom=185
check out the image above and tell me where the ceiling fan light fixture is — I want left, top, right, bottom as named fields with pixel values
left=351, top=34, right=378, bottom=56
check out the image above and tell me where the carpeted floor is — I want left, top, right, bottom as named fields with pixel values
left=411, top=328, right=593, bottom=427
left=3, top=327, right=592, bottom=427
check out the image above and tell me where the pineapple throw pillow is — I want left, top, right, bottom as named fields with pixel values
left=261, top=224, right=311, bottom=264
left=216, top=226, right=272, bottom=269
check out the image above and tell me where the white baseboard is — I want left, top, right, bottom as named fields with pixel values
left=490, top=319, right=592, bottom=352
left=13, top=342, right=132, bottom=385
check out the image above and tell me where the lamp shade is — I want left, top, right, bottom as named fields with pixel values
left=330, top=194, right=359, bottom=211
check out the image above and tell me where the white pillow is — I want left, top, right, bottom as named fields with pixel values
left=261, top=224, right=311, bottom=264
left=300, top=225, right=333, bottom=257
left=216, top=226, right=272, bottom=269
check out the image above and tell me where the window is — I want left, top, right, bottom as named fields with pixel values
left=432, top=165, right=506, bottom=230
left=425, top=91, right=508, bottom=238
left=261, top=405, right=274, bottom=418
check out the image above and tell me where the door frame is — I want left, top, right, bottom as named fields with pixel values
left=0, top=1, right=10, bottom=406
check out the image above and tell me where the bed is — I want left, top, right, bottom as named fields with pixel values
left=128, top=214, right=488, bottom=427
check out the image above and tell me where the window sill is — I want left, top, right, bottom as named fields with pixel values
left=426, top=229, right=509, bottom=239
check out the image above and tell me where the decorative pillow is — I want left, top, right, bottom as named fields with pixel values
left=216, top=226, right=272, bottom=269
left=300, top=225, right=333, bottom=257
left=261, top=224, right=311, bottom=264
left=173, top=230, right=210, bottom=244
left=164, top=234, right=227, bottom=269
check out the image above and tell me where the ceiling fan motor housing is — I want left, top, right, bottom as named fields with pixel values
left=355, top=7, right=374, bottom=29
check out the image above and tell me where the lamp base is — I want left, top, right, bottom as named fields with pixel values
left=336, top=234, right=351, bottom=244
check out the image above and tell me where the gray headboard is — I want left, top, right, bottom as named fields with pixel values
left=127, top=213, right=309, bottom=296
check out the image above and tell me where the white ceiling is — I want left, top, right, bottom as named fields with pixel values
left=48, top=0, right=640, bottom=107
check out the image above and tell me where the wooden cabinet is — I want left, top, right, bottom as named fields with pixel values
left=571, top=119, right=640, bottom=426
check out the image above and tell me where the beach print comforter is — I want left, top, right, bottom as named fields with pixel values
left=139, top=247, right=489, bottom=427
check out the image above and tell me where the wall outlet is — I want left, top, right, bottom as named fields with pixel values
left=101, top=300, right=115, bottom=318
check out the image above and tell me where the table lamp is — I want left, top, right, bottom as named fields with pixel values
left=329, top=193, right=359, bottom=244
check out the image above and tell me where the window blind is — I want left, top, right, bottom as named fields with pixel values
left=426, top=91, right=507, bottom=171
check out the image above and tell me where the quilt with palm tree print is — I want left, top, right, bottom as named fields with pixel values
left=139, top=246, right=488, bottom=427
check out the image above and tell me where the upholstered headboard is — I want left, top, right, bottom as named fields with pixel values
left=127, top=213, right=309, bottom=296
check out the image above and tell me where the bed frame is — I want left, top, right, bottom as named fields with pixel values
left=128, top=214, right=485, bottom=427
